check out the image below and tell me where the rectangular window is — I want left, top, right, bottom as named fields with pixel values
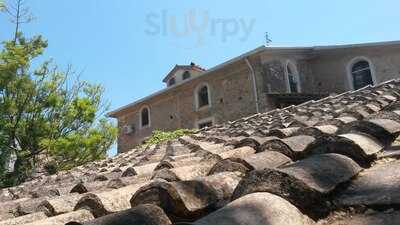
left=198, top=86, right=209, bottom=108
left=289, top=74, right=298, bottom=93
left=141, top=107, right=150, bottom=128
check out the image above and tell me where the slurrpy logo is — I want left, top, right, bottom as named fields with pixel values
left=145, top=9, right=256, bottom=49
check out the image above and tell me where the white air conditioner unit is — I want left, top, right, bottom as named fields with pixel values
left=122, top=124, right=135, bottom=135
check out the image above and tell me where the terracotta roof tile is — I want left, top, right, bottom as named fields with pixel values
left=176, top=192, right=314, bottom=225
left=2, top=79, right=400, bottom=224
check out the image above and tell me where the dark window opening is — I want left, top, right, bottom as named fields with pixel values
left=287, top=65, right=299, bottom=93
left=141, top=108, right=150, bottom=127
left=198, top=86, right=209, bottom=108
left=183, top=71, right=191, bottom=80
left=351, top=60, right=373, bottom=90
left=168, top=77, right=176, bottom=86
left=198, top=121, right=213, bottom=129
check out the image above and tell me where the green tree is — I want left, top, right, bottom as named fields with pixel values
left=0, top=0, right=117, bottom=187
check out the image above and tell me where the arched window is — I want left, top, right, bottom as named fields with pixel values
left=140, top=107, right=150, bottom=128
left=350, top=59, right=374, bottom=90
left=168, top=77, right=176, bottom=86
left=195, top=84, right=211, bottom=110
left=286, top=61, right=300, bottom=93
left=183, top=71, right=191, bottom=80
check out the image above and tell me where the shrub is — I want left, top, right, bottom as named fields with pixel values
left=143, top=129, right=194, bottom=146
left=44, top=162, right=58, bottom=175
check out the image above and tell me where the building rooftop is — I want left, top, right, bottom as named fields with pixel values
left=107, top=40, right=400, bottom=118
left=162, top=62, right=206, bottom=83
left=2, top=79, right=400, bottom=224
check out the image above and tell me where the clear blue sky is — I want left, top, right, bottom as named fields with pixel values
left=1, top=0, right=400, bottom=155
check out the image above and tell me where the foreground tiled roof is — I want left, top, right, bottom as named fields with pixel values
left=2, top=79, right=400, bottom=225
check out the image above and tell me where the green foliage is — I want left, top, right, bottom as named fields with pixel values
left=0, top=33, right=117, bottom=187
left=0, top=1, right=4, bottom=11
left=143, top=129, right=194, bottom=146
left=44, top=162, right=57, bottom=175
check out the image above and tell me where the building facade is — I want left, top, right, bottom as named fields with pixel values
left=108, top=41, right=400, bottom=153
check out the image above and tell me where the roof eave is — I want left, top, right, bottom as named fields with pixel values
left=107, top=45, right=267, bottom=118
left=107, top=40, right=400, bottom=118
left=162, top=65, right=180, bottom=83
left=313, top=40, right=400, bottom=51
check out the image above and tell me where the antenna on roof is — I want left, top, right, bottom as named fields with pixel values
left=265, top=32, right=272, bottom=46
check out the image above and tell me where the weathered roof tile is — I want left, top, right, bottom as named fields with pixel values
left=39, top=193, right=81, bottom=216
left=335, top=160, right=400, bottom=207
left=130, top=172, right=242, bottom=222
left=0, top=212, right=47, bottom=225
left=152, top=163, right=214, bottom=182
left=1, top=79, right=400, bottom=225
left=319, top=210, right=400, bottom=225
left=66, top=204, right=171, bottom=225
left=338, top=119, right=400, bottom=146
left=74, top=181, right=151, bottom=217
left=23, top=209, right=93, bottom=225
left=208, top=151, right=292, bottom=175
left=338, top=133, right=383, bottom=157
left=232, top=154, right=362, bottom=219
left=175, top=192, right=314, bottom=225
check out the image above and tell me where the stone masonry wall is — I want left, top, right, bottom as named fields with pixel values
left=310, top=45, right=400, bottom=93
left=117, top=60, right=257, bottom=152
left=116, top=44, right=400, bottom=152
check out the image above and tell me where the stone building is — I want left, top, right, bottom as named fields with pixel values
left=108, top=41, right=400, bottom=153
